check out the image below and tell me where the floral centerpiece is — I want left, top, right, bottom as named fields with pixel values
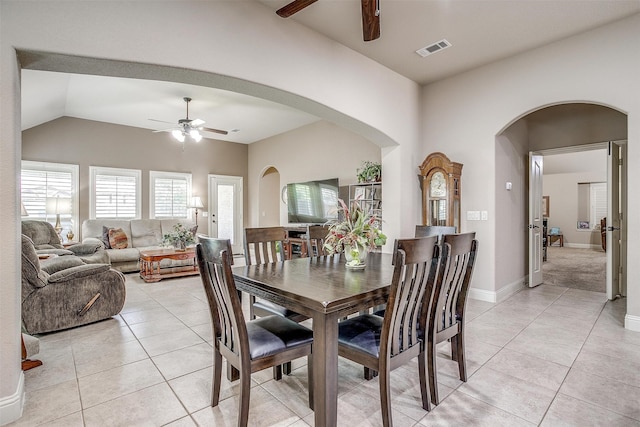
left=162, top=223, right=196, bottom=251
left=323, top=199, right=387, bottom=269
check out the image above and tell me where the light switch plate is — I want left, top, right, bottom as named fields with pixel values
left=481, top=211, right=488, bottom=220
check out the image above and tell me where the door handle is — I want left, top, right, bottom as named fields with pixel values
left=528, top=224, right=540, bottom=229
left=607, top=226, right=620, bottom=231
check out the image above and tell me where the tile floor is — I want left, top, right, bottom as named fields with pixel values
left=11, top=270, right=640, bottom=426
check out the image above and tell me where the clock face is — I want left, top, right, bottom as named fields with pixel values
left=430, top=171, right=447, bottom=197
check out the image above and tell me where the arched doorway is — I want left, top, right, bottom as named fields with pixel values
left=499, top=102, right=627, bottom=296
left=258, top=167, right=280, bottom=227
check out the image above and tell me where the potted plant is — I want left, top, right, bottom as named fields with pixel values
left=162, top=223, right=196, bottom=251
left=357, top=160, right=382, bottom=183
left=323, top=199, right=386, bottom=269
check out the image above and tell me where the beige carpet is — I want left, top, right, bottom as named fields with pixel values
left=543, top=246, right=606, bottom=293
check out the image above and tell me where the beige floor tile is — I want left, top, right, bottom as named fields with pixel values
left=457, top=366, right=556, bottom=424
left=68, top=318, right=129, bottom=340
left=74, top=339, right=149, bottom=378
left=582, top=331, right=640, bottom=363
left=541, top=393, right=640, bottom=426
left=83, top=383, right=187, bottom=427
left=128, top=316, right=188, bottom=339
left=7, top=379, right=81, bottom=427
left=484, top=348, right=569, bottom=391
left=261, top=365, right=313, bottom=419
left=164, top=416, right=198, bottom=426
left=138, top=327, right=204, bottom=356
left=419, top=390, right=535, bottom=426
left=24, top=343, right=76, bottom=391
left=78, top=359, right=165, bottom=408
left=572, top=348, right=640, bottom=388
left=173, top=308, right=211, bottom=327
left=560, top=368, right=640, bottom=420
left=119, top=307, right=176, bottom=325
left=152, top=342, right=213, bottom=380
left=190, top=322, right=213, bottom=342
left=464, top=320, right=524, bottom=348
left=190, top=386, right=300, bottom=427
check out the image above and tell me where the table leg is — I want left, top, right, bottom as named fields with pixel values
left=312, top=311, right=340, bottom=427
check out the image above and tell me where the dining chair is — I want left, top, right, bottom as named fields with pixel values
left=337, top=236, right=440, bottom=425
left=244, top=227, right=308, bottom=377
left=425, top=231, right=477, bottom=406
left=306, top=224, right=330, bottom=257
left=197, top=237, right=314, bottom=427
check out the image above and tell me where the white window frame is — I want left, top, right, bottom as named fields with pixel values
left=21, top=160, right=79, bottom=238
left=90, top=166, right=142, bottom=219
left=149, top=170, right=192, bottom=219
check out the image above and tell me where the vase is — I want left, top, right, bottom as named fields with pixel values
left=175, top=240, right=186, bottom=251
left=344, top=244, right=368, bottom=270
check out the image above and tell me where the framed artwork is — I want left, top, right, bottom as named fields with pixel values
left=354, top=186, right=366, bottom=199
left=578, top=221, right=590, bottom=229
left=542, top=196, right=549, bottom=217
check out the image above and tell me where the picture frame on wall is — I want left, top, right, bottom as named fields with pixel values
left=578, top=221, right=590, bottom=229
left=542, top=196, right=549, bottom=217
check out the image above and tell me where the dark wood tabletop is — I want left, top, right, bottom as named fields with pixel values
left=232, top=252, right=394, bottom=427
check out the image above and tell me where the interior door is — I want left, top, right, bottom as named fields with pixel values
left=606, top=141, right=621, bottom=300
left=528, top=152, right=544, bottom=287
left=208, top=175, right=243, bottom=254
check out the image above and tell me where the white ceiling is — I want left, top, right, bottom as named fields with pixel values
left=21, top=1, right=640, bottom=144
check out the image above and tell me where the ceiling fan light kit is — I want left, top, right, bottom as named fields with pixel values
left=150, top=96, right=229, bottom=147
left=277, top=0, right=381, bottom=41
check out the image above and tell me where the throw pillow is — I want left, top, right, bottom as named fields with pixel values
left=102, top=226, right=112, bottom=249
left=108, top=228, right=128, bottom=249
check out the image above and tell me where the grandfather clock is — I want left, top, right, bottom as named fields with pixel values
left=418, top=152, right=463, bottom=231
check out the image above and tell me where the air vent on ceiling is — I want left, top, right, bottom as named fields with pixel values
left=416, top=39, right=451, bottom=58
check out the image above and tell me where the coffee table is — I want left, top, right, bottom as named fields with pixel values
left=139, top=248, right=198, bottom=283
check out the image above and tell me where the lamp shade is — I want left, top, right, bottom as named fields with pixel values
left=46, top=196, right=71, bottom=214
left=190, top=196, right=204, bottom=209
left=21, top=202, right=29, bottom=216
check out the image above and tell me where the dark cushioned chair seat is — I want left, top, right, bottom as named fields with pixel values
left=338, top=314, right=384, bottom=358
left=247, top=315, right=313, bottom=359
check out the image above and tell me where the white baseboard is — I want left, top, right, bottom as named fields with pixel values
left=624, top=314, right=640, bottom=332
left=0, top=372, right=24, bottom=426
left=469, top=278, right=526, bottom=304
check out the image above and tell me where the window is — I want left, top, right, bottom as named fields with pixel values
left=21, top=161, right=79, bottom=236
left=150, top=171, right=192, bottom=219
left=90, top=166, right=141, bottom=219
left=577, top=182, right=606, bottom=230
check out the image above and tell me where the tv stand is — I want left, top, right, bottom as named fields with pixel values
left=284, top=226, right=308, bottom=258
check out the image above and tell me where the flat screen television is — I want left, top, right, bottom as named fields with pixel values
left=286, top=178, right=339, bottom=224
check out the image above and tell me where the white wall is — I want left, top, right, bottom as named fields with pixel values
left=421, top=14, right=640, bottom=321
left=0, top=2, right=420, bottom=423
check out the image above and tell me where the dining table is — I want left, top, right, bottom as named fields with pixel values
left=232, top=252, right=394, bottom=427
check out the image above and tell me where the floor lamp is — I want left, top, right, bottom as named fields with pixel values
left=189, top=196, right=204, bottom=227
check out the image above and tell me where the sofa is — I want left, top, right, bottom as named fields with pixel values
left=81, top=219, right=197, bottom=273
left=21, top=234, right=126, bottom=334
left=21, top=220, right=109, bottom=265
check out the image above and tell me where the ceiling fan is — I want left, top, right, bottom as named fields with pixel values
left=276, top=0, right=381, bottom=42
left=149, top=97, right=228, bottom=143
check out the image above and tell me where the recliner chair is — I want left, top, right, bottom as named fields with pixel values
left=21, top=234, right=126, bottom=334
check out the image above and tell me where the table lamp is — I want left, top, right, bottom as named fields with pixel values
left=189, top=196, right=204, bottom=227
left=46, top=196, right=71, bottom=238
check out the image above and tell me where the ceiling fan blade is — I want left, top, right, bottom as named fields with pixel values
left=201, top=126, right=228, bottom=135
left=190, top=118, right=205, bottom=127
left=276, top=0, right=318, bottom=17
left=361, top=0, right=380, bottom=42
left=152, top=127, right=176, bottom=133
left=148, top=118, right=176, bottom=125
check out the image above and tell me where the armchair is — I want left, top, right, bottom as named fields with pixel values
left=21, top=235, right=126, bottom=334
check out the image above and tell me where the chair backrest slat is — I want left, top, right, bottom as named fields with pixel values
left=307, top=225, right=330, bottom=257
left=381, top=236, right=439, bottom=358
left=244, top=227, right=288, bottom=265
left=198, top=237, right=250, bottom=362
left=431, top=232, right=478, bottom=333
